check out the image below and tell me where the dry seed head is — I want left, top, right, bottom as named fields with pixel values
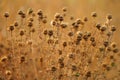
left=9, top=25, right=14, bottom=31
left=91, top=12, right=97, bottom=17
left=68, top=53, right=75, bottom=59
left=70, top=16, right=74, bottom=20
left=28, top=8, right=33, bottom=15
left=54, top=13, right=61, bottom=19
left=47, top=39, right=54, bottom=44
left=85, top=71, right=91, bottom=78
left=111, top=25, right=116, bottom=32
left=68, top=31, right=74, bottom=37
left=51, top=66, right=57, bottom=72
left=51, top=20, right=56, bottom=26
left=83, top=17, right=88, bottom=22
left=28, top=21, right=33, bottom=27
left=103, top=41, right=109, bottom=47
left=99, top=46, right=105, bottom=52
left=63, top=42, right=67, bottom=47
left=107, top=14, right=112, bottom=20
left=37, top=9, right=43, bottom=16
left=19, top=29, right=24, bottom=36
left=107, top=46, right=112, bottom=52
left=42, top=19, right=47, bottom=24
left=21, top=13, right=26, bottom=18
left=96, top=23, right=101, bottom=30
left=0, top=56, right=8, bottom=63
left=31, top=28, right=35, bottom=33
left=113, top=48, right=119, bottom=53
left=48, top=30, right=53, bottom=37
left=28, top=17, right=34, bottom=22
left=27, top=40, right=33, bottom=45
left=43, top=29, right=48, bottom=35
left=18, top=10, right=24, bottom=15
left=18, top=42, right=24, bottom=47
left=20, top=55, right=26, bottom=63
left=14, top=21, right=18, bottom=27
left=59, top=15, right=64, bottom=21
left=62, top=7, right=67, bottom=12
left=90, top=37, right=95, bottom=42
left=72, top=65, right=77, bottom=71
left=5, top=70, right=11, bottom=76
left=107, top=31, right=112, bottom=37
left=100, top=25, right=107, bottom=32
left=4, top=12, right=9, bottom=18
left=60, top=22, right=68, bottom=28
left=111, top=42, right=117, bottom=48
left=59, top=62, right=64, bottom=68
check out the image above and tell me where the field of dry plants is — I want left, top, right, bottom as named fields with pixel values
left=0, top=0, right=120, bottom=80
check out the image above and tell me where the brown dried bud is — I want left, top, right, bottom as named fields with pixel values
left=84, top=17, right=88, bottom=22
left=68, top=31, right=74, bottom=37
left=100, top=25, right=107, bottom=32
left=62, top=7, right=67, bottom=12
left=51, top=66, right=57, bottom=72
left=48, top=30, right=53, bottom=37
left=103, top=41, right=109, bottom=47
left=61, top=23, right=67, bottom=28
left=63, top=42, right=67, bottom=47
left=37, top=9, right=43, bottom=16
left=96, top=23, right=101, bottom=30
left=111, top=25, right=116, bottom=32
left=28, top=21, right=33, bottom=27
left=43, top=30, right=48, bottom=35
left=5, top=70, right=11, bottom=76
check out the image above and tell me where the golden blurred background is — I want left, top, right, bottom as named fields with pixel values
left=0, top=0, right=120, bottom=45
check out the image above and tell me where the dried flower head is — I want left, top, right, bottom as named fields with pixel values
left=48, top=30, right=53, bottom=37
left=5, top=70, right=11, bottom=76
left=111, top=25, right=116, bottom=32
left=100, top=25, right=107, bottom=32
left=9, top=25, right=14, bottom=31
left=14, top=21, right=18, bottom=27
left=62, top=7, right=67, bottom=12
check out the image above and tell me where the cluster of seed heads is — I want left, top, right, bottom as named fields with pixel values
left=0, top=7, right=119, bottom=80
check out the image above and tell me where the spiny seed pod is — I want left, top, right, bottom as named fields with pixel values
left=20, top=29, right=24, bottom=36
left=37, top=9, right=43, bottom=16
left=28, top=21, right=33, bottom=27
left=103, top=41, right=109, bottom=47
left=96, top=23, right=101, bottom=30
left=4, top=12, right=9, bottom=18
left=107, top=14, right=112, bottom=20
left=62, top=7, right=67, bottom=12
left=63, top=42, right=67, bottom=47
left=111, top=42, right=117, bottom=48
left=51, top=66, right=57, bottom=72
left=91, top=12, right=97, bottom=17
left=100, top=25, right=107, bottom=32
left=43, top=30, right=48, bottom=35
left=111, top=25, right=116, bottom=32
left=68, top=31, right=74, bottom=37
left=9, top=25, right=14, bottom=31
left=83, top=17, right=88, bottom=22
left=72, top=65, right=77, bottom=71
left=14, top=22, right=18, bottom=27
left=113, top=48, right=119, bottom=53
left=5, top=70, right=11, bottom=76
left=61, top=23, right=67, bottom=28
left=48, top=30, right=53, bottom=37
